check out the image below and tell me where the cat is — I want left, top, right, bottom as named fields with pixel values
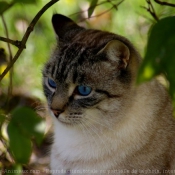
left=42, top=14, right=175, bottom=175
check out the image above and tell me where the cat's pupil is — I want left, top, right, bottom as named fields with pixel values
left=77, top=85, right=92, bottom=96
left=48, top=78, right=56, bottom=89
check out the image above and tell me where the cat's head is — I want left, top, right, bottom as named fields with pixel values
left=42, top=14, right=140, bottom=128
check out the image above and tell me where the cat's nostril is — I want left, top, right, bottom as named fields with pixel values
left=51, top=108, right=63, bottom=118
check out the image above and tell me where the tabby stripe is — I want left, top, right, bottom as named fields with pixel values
left=51, top=65, right=56, bottom=77
left=66, top=45, right=85, bottom=74
left=77, top=50, right=87, bottom=65
left=58, top=45, right=69, bottom=78
left=53, top=65, right=58, bottom=78
left=63, top=58, right=79, bottom=81
left=96, top=89, right=121, bottom=98
left=59, top=48, right=77, bottom=80
left=61, top=45, right=86, bottom=82
left=59, top=54, right=66, bottom=76
left=72, top=68, right=78, bottom=83
left=57, top=45, right=67, bottom=68
left=79, top=73, right=85, bottom=84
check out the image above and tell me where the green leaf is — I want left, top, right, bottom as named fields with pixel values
left=13, top=0, right=37, bottom=4
left=7, top=121, right=32, bottom=164
left=11, top=107, right=45, bottom=145
left=0, top=2, right=13, bottom=15
left=5, top=164, right=22, bottom=175
left=137, top=16, right=175, bottom=101
left=88, top=0, right=98, bottom=18
left=7, top=107, right=45, bottom=164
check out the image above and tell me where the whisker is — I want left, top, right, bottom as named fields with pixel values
left=78, top=121, right=95, bottom=156
left=84, top=117, right=119, bottom=167
left=81, top=122, right=98, bottom=157
left=87, top=116, right=116, bottom=132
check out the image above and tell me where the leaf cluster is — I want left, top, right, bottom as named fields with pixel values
left=137, top=16, right=175, bottom=106
left=0, top=107, right=45, bottom=173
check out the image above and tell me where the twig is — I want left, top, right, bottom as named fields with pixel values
left=154, top=0, right=175, bottom=7
left=0, top=2, right=14, bottom=15
left=79, top=0, right=124, bottom=22
left=1, top=16, right=13, bottom=62
left=70, top=0, right=119, bottom=17
left=0, top=37, right=22, bottom=48
left=79, top=6, right=113, bottom=22
left=1, top=15, right=13, bottom=104
left=107, top=0, right=124, bottom=11
left=89, top=0, right=124, bottom=19
left=142, top=0, right=159, bottom=21
left=147, top=0, right=159, bottom=21
left=0, top=0, right=59, bottom=82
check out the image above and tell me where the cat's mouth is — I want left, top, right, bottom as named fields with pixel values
left=58, top=115, right=82, bottom=125
left=51, top=109, right=83, bottom=125
left=59, top=114, right=83, bottom=125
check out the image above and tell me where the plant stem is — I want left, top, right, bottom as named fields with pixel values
left=0, top=0, right=59, bottom=82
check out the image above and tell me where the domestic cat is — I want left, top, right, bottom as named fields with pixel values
left=42, top=14, right=175, bottom=175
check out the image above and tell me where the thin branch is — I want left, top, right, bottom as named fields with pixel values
left=0, top=0, right=59, bottom=82
left=0, top=2, right=14, bottom=15
left=1, top=15, right=13, bottom=103
left=1, top=16, right=12, bottom=62
left=86, top=6, right=114, bottom=20
left=0, top=36, right=22, bottom=48
left=141, top=6, right=158, bottom=22
left=70, top=0, right=119, bottom=17
left=107, top=0, right=124, bottom=11
left=89, top=0, right=124, bottom=19
left=79, top=0, right=124, bottom=22
left=142, top=0, right=159, bottom=21
left=154, top=0, right=175, bottom=7
left=147, top=0, right=159, bottom=21
left=136, top=10, right=155, bottom=23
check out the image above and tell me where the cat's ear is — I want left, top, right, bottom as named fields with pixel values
left=52, top=14, right=84, bottom=41
left=98, top=40, right=130, bottom=69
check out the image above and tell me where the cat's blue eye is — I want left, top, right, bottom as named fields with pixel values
left=48, top=78, right=56, bottom=89
left=77, top=85, right=92, bottom=96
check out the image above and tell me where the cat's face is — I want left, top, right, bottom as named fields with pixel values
left=42, top=14, right=140, bottom=127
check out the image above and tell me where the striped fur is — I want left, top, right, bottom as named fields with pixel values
left=42, top=14, right=175, bottom=174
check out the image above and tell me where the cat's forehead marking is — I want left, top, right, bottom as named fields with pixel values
left=55, top=44, right=88, bottom=82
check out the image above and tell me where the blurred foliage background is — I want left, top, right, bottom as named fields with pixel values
left=0, top=0, right=175, bottom=100
left=0, top=0, right=175, bottom=174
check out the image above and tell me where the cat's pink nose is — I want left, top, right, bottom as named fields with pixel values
left=51, top=108, right=63, bottom=118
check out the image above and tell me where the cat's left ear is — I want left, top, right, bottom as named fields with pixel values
left=98, top=40, right=130, bottom=69
left=52, top=14, right=84, bottom=41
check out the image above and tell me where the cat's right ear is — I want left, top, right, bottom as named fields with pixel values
left=97, top=40, right=130, bottom=70
left=52, top=14, right=84, bottom=41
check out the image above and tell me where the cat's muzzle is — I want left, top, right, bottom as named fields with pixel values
left=51, top=108, right=63, bottom=118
